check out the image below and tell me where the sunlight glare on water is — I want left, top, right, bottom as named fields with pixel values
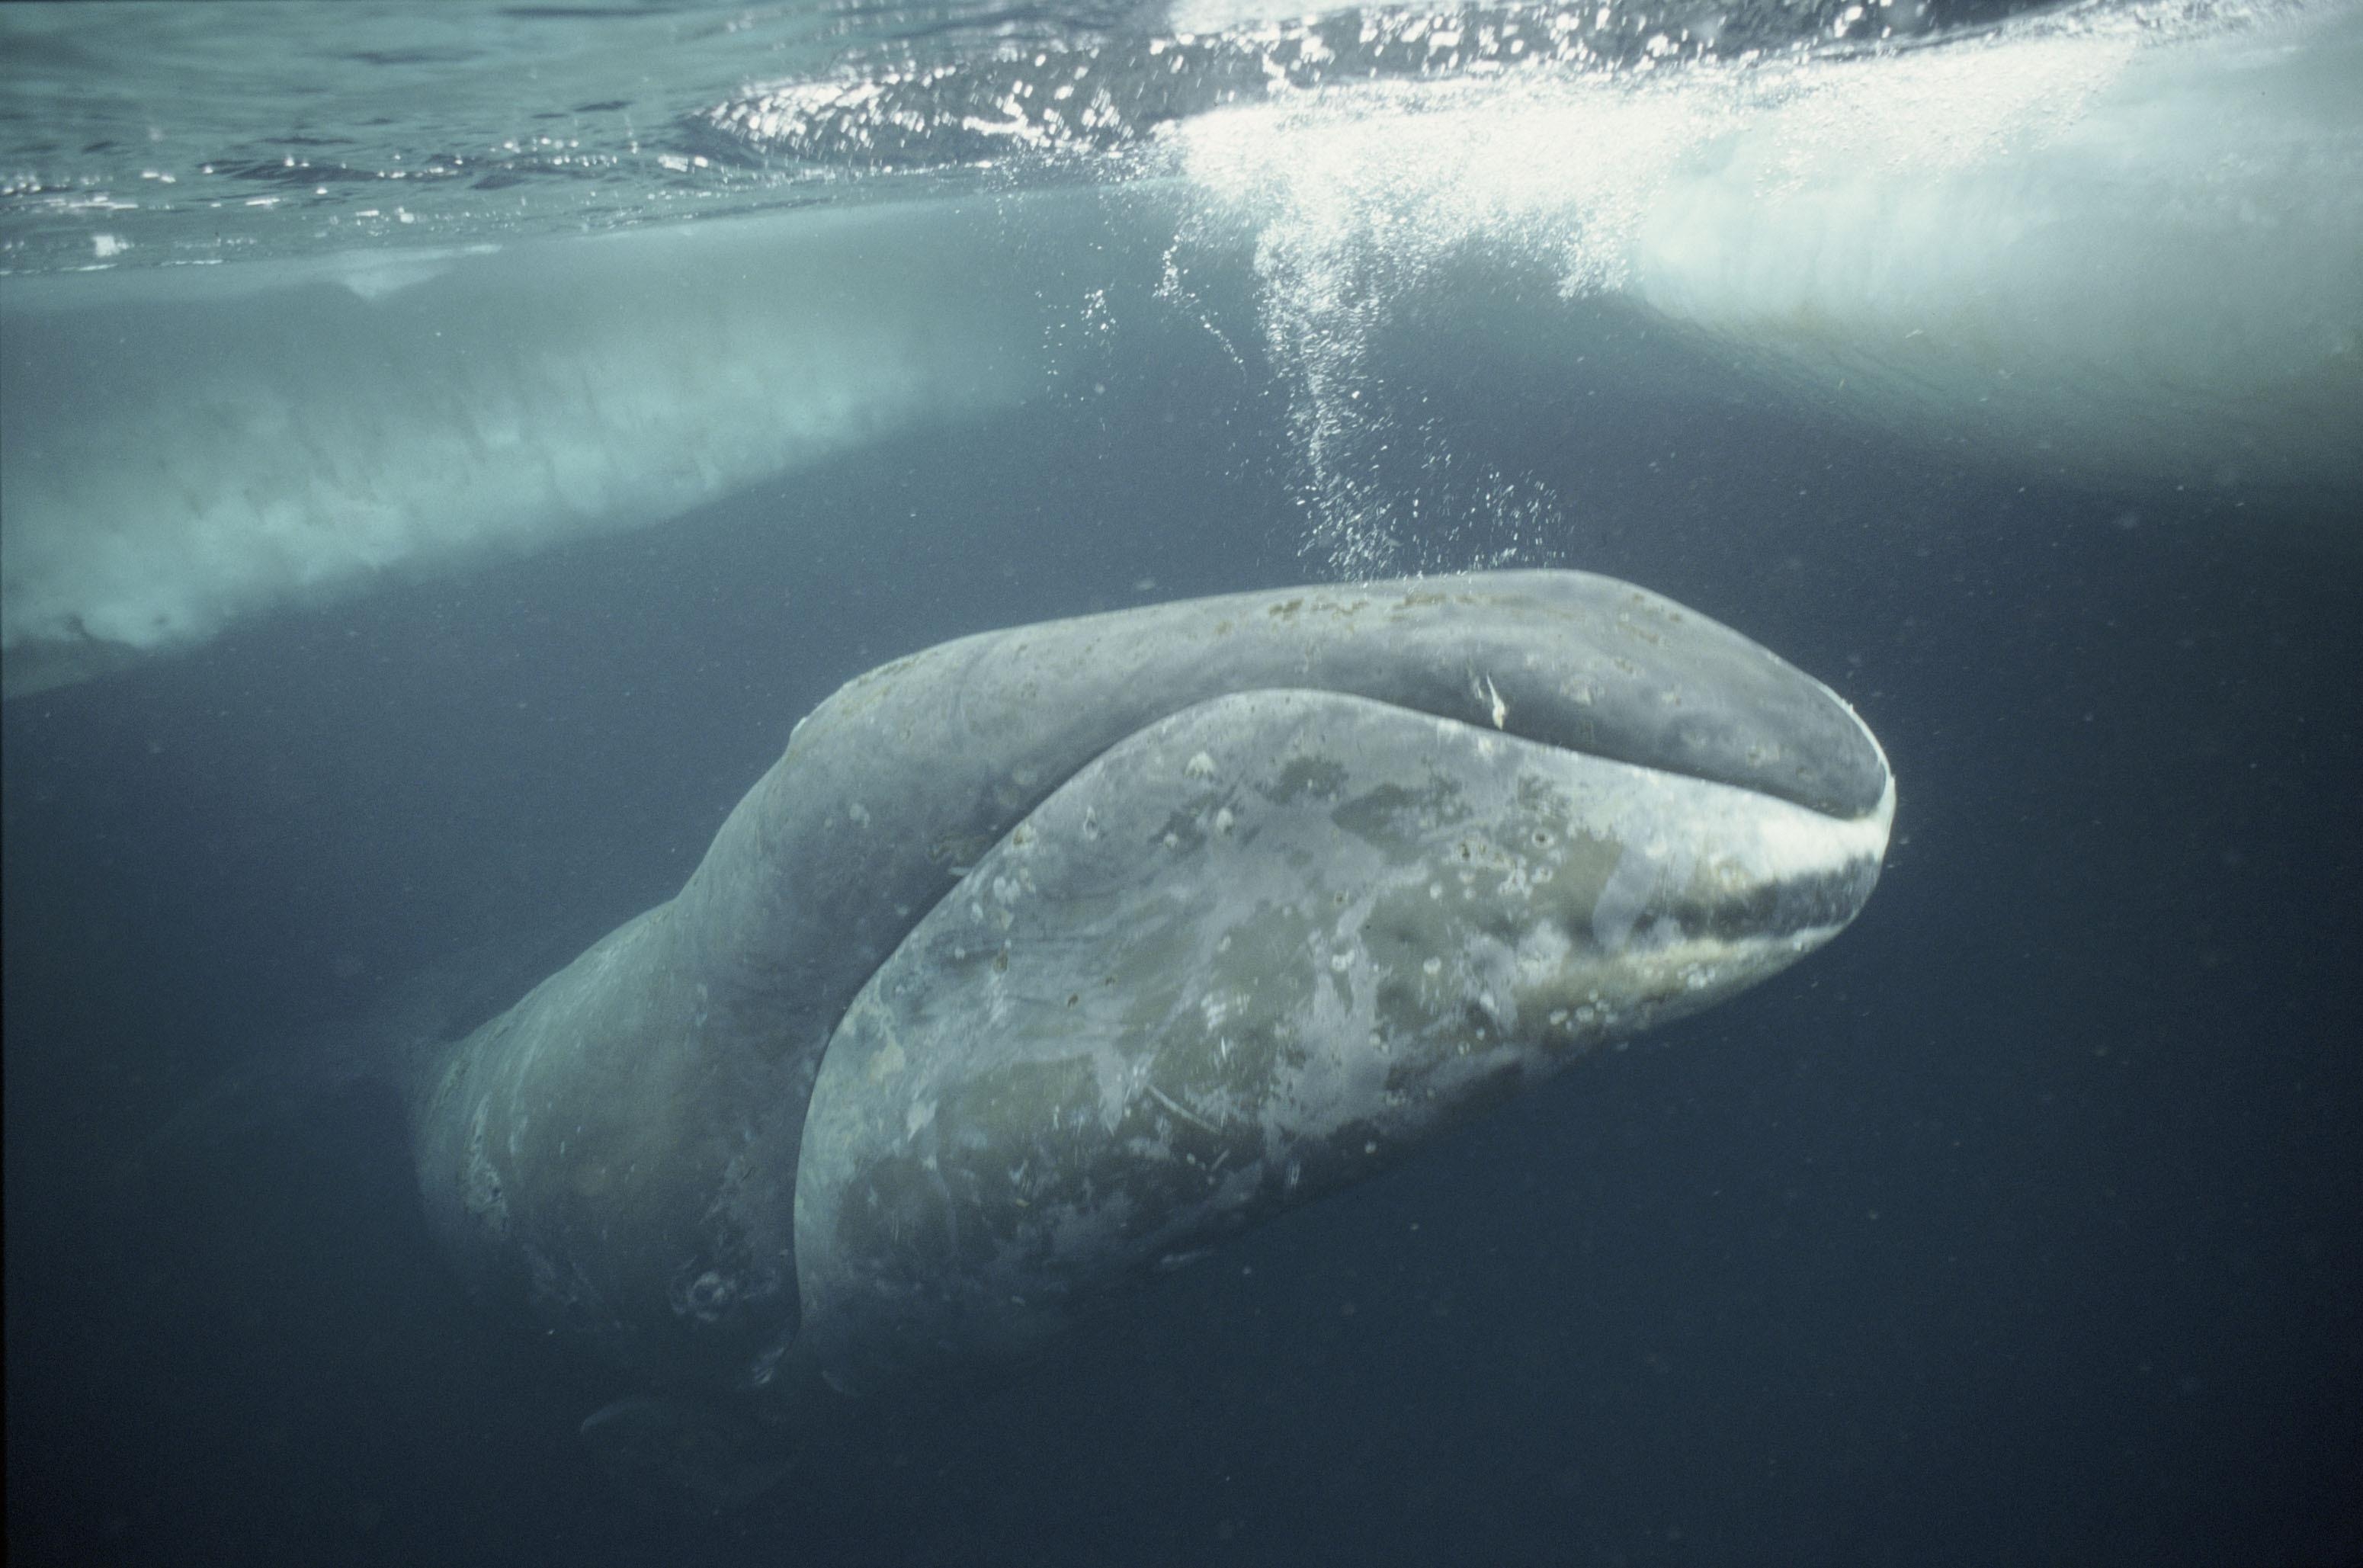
left=0, top=0, right=1997, bottom=274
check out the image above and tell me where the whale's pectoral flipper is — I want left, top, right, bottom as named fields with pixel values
left=399, top=570, right=1894, bottom=1502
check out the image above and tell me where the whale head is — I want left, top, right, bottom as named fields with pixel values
left=767, top=572, right=1893, bottom=1399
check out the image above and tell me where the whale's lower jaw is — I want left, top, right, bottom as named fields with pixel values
left=787, top=685, right=1890, bottom=1400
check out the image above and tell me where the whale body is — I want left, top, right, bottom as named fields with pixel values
left=399, top=570, right=1893, bottom=1472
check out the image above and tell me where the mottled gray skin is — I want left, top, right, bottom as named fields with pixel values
left=406, top=571, right=1893, bottom=1424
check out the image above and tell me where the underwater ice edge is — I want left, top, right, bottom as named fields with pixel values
left=1, top=0, right=2357, bottom=696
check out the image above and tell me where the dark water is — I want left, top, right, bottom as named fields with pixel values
left=6, top=2, right=2362, bottom=1564
left=7, top=321, right=2359, bottom=1566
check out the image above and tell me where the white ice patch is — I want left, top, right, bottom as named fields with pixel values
left=1175, top=0, right=2363, bottom=541
left=0, top=199, right=1054, bottom=685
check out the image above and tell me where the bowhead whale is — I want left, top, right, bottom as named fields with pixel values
left=396, top=569, right=1893, bottom=1498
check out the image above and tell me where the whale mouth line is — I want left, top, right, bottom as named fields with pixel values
left=898, top=681, right=1896, bottom=1009
left=1069, top=681, right=1897, bottom=827
left=1356, top=681, right=1897, bottom=828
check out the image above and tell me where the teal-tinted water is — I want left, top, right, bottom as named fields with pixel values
left=4, top=3, right=2358, bottom=1564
